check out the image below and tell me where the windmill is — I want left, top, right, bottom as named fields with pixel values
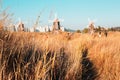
left=87, top=18, right=97, bottom=34
left=48, top=13, right=64, bottom=31
left=17, top=18, right=25, bottom=32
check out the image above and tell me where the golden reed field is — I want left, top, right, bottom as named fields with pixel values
left=0, top=25, right=120, bottom=80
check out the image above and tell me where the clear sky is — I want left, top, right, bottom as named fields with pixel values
left=2, top=0, right=120, bottom=30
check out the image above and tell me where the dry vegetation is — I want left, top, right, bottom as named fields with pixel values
left=0, top=25, right=120, bottom=80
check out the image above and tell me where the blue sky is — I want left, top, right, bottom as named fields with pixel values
left=2, top=0, right=120, bottom=30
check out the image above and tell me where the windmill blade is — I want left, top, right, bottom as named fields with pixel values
left=59, top=19, right=64, bottom=22
left=54, top=12, right=58, bottom=20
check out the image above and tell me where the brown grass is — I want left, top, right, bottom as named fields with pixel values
left=0, top=27, right=120, bottom=80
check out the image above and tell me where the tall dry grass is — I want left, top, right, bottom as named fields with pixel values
left=0, top=27, right=120, bottom=80
left=87, top=32, right=120, bottom=80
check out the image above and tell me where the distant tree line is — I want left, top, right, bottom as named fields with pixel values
left=108, top=27, right=120, bottom=32
left=75, top=26, right=120, bottom=33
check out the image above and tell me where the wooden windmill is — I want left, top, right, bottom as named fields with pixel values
left=49, top=13, right=64, bottom=31
left=88, top=18, right=97, bottom=35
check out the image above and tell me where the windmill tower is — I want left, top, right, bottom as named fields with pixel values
left=17, top=18, right=24, bottom=32
left=49, top=13, right=64, bottom=31
left=88, top=18, right=97, bottom=35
